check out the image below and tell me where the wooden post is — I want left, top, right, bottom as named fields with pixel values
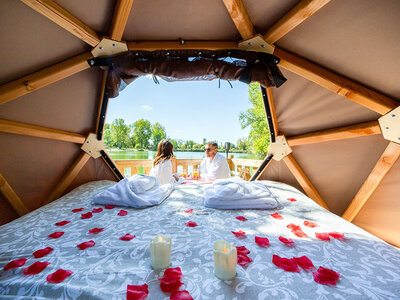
left=171, top=156, right=177, bottom=173
left=221, top=0, right=255, bottom=40
left=227, top=154, right=235, bottom=176
left=110, top=0, right=134, bottom=41
left=0, top=172, right=30, bottom=216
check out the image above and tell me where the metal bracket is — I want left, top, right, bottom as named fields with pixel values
left=238, top=34, right=275, bottom=54
left=268, top=135, right=292, bottom=161
left=91, top=38, right=128, bottom=58
left=378, top=106, right=400, bottom=144
left=81, top=133, right=105, bottom=159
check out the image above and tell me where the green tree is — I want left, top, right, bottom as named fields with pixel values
left=239, top=83, right=270, bottom=155
left=111, top=118, right=129, bottom=149
left=151, top=122, right=167, bottom=150
left=185, top=140, right=195, bottom=150
left=132, top=119, right=152, bottom=149
left=237, top=137, right=248, bottom=150
left=169, top=138, right=178, bottom=150
left=103, top=123, right=113, bottom=148
left=202, top=138, right=207, bottom=146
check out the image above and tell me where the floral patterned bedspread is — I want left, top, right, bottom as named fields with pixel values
left=0, top=180, right=399, bottom=299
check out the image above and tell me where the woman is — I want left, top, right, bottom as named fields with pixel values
left=150, top=139, right=179, bottom=184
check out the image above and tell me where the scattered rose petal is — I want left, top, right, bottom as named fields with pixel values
left=315, top=232, right=330, bottom=241
left=72, top=208, right=84, bottom=213
left=185, top=221, right=198, bottom=227
left=81, top=212, right=93, bottom=219
left=270, top=212, right=283, bottom=219
left=55, top=221, right=70, bottom=226
left=304, top=221, right=319, bottom=228
left=120, top=234, right=136, bottom=241
left=92, top=208, right=103, bottom=213
left=47, top=269, right=73, bottom=283
left=3, top=258, right=27, bottom=271
left=287, top=223, right=309, bottom=238
left=272, top=255, right=300, bottom=272
left=127, top=283, right=149, bottom=300
left=159, top=267, right=183, bottom=293
left=236, top=246, right=250, bottom=255
left=329, top=232, right=345, bottom=239
left=255, top=236, right=270, bottom=247
left=170, top=290, right=193, bottom=300
left=89, top=228, right=104, bottom=234
left=287, top=198, right=297, bottom=202
left=118, top=210, right=128, bottom=216
left=293, top=256, right=315, bottom=270
left=235, top=216, right=248, bottom=221
left=313, top=266, right=340, bottom=285
left=77, top=240, right=95, bottom=250
left=48, top=232, right=64, bottom=239
left=279, top=236, right=295, bottom=245
left=237, top=253, right=252, bottom=266
left=23, top=261, right=50, bottom=275
left=184, top=209, right=193, bottom=213
left=105, top=205, right=115, bottom=209
left=33, top=247, right=53, bottom=258
left=232, top=230, right=246, bottom=237
left=160, top=281, right=183, bottom=293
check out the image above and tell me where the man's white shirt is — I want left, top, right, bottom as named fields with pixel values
left=199, top=152, right=230, bottom=180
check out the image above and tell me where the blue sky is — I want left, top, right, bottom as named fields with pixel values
left=105, top=76, right=252, bottom=144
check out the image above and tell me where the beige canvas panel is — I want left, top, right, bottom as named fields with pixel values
left=0, top=193, right=19, bottom=225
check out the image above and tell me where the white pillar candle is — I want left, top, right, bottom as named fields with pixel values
left=213, top=240, right=237, bottom=280
left=150, top=234, right=171, bottom=270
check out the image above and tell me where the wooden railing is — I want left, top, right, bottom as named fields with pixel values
left=113, top=155, right=263, bottom=180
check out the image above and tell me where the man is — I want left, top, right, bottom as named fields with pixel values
left=199, top=142, right=231, bottom=180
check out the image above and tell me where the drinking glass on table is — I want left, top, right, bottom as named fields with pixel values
left=180, top=170, right=187, bottom=178
left=193, top=169, right=199, bottom=180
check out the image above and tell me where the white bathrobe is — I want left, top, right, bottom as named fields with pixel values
left=199, top=152, right=231, bottom=181
left=150, top=159, right=175, bottom=184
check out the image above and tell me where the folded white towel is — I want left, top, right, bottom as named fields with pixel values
left=128, top=174, right=159, bottom=193
left=204, top=178, right=278, bottom=210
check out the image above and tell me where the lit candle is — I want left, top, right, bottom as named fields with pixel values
left=213, top=240, right=237, bottom=280
left=150, top=234, right=171, bottom=270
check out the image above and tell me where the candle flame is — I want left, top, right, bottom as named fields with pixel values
left=157, top=235, right=163, bottom=242
left=221, top=246, right=228, bottom=253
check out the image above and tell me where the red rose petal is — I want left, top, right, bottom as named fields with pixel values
left=89, top=227, right=104, bottom=234
left=33, top=247, right=53, bottom=258
left=287, top=198, right=297, bottom=202
left=72, top=208, right=84, bottom=213
left=236, top=246, right=250, bottom=255
left=55, top=221, right=70, bottom=226
left=270, top=212, right=283, bottom=219
left=279, top=236, right=295, bottom=245
left=255, top=236, right=270, bottom=247
left=287, top=223, right=309, bottom=238
left=3, top=258, right=27, bottom=271
left=48, top=232, right=64, bottom=239
left=162, top=267, right=183, bottom=281
left=184, top=209, right=193, bottom=213
left=170, top=290, right=194, bottom=300
left=232, top=230, right=246, bottom=237
left=185, top=221, right=198, bottom=227
left=315, top=232, right=330, bottom=241
left=237, top=253, right=252, bottom=266
left=118, top=210, right=128, bottom=216
left=23, top=261, right=50, bottom=275
left=105, top=205, right=115, bottom=209
left=127, top=283, right=149, bottom=300
left=272, top=255, right=300, bottom=273
left=293, top=256, right=315, bottom=270
left=304, top=221, right=319, bottom=228
left=235, top=216, right=248, bottom=221
left=329, top=232, right=345, bottom=239
left=77, top=240, right=95, bottom=250
left=81, top=212, right=93, bottom=219
left=92, top=208, right=103, bottom=213
left=47, top=269, right=73, bottom=283
left=160, top=281, right=183, bottom=293
left=313, top=266, right=340, bottom=285
left=120, top=234, right=136, bottom=241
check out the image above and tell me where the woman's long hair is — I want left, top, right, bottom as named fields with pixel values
left=153, top=139, right=174, bottom=166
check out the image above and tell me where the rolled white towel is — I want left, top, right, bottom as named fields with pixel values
left=128, top=174, right=159, bottom=193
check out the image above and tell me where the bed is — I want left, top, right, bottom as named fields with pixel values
left=1, top=180, right=399, bottom=299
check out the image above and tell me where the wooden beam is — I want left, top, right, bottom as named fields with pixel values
left=0, top=52, right=93, bottom=105
left=42, top=152, right=91, bottom=205
left=21, top=0, right=100, bottom=46
left=221, top=0, right=255, bottom=40
left=266, top=88, right=279, bottom=135
left=110, top=0, right=134, bottom=41
left=263, top=0, right=330, bottom=44
left=283, top=153, right=329, bottom=210
left=274, top=47, right=399, bottom=115
left=342, top=141, right=400, bottom=222
left=0, top=119, right=86, bottom=144
left=0, top=172, right=30, bottom=216
left=287, top=121, right=382, bottom=146
left=127, top=40, right=238, bottom=51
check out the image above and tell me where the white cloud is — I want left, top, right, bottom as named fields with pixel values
left=141, top=105, right=152, bottom=110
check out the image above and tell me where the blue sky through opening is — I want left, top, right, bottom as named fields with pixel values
left=105, top=76, right=252, bottom=144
